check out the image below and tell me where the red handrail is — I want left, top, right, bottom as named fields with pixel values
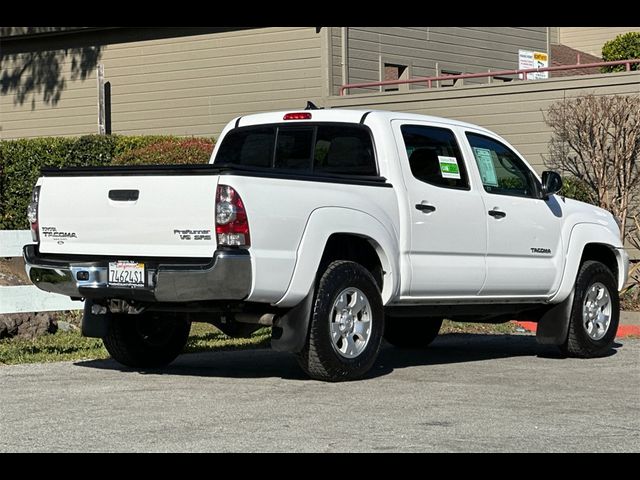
left=339, top=58, right=640, bottom=96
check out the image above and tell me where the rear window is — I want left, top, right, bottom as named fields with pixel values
left=215, top=123, right=377, bottom=176
left=215, top=127, right=275, bottom=168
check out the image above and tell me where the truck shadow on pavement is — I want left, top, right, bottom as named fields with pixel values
left=75, top=333, right=621, bottom=381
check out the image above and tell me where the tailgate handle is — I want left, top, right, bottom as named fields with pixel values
left=109, top=190, right=139, bottom=202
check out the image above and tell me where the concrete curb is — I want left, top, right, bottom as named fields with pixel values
left=620, top=311, right=640, bottom=325
left=515, top=310, right=640, bottom=338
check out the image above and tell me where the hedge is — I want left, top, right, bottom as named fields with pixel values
left=112, top=138, right=215, bottom=165
left=0, top=135, right=215, bottom=230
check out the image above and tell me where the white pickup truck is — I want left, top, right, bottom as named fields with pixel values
left=24, top=109, right=629, bottom=381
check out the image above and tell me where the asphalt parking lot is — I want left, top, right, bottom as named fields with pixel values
left=1, top=333, right=638, bottom=452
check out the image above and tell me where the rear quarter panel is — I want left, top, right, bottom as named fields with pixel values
left=221, top=174, right=400, bottom=305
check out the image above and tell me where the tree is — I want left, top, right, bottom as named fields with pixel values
left=601, top=31, right=640, bottom=72
left=544, top=94, right=640, bottom=247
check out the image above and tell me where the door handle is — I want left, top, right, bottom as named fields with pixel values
left=488, top=209, right=506, bottom=219
left=415, top=203, right=436, bottom=213
left=109, top=190, right=139, bottom=202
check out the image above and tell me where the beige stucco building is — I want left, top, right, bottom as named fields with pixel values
left=1, top=27, right=551, bottom=139
left=2, top=26, right=638, bottom=144
left=550, top=27, right=640, bottom=57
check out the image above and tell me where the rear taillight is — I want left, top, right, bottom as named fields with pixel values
left=215, top=185, right=250, bottom=247
left=27, top=186, right=40, bottom=243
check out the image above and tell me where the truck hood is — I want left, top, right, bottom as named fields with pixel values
left=560, top=196, right=623, bottom=245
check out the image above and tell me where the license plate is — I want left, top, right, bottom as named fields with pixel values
left=108, top=261, right=145, bottom=288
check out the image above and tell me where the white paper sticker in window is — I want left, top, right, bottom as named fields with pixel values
left=472, top=147, right=499, bottom=187
left=438, top=156, right=461, bottom=179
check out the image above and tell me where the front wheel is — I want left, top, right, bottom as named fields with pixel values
left=296, top=261, right=384, bottom=382
left=562, top=261, right=619, bottom=358
left=103, top=312, right=191, bottom=368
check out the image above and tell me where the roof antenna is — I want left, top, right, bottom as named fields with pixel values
left=305, top=101, right=322, bottom=110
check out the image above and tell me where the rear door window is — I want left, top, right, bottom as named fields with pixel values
left=400, top=125, right=470, bottom=190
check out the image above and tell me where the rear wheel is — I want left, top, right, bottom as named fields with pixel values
left=103, top=312, right=191, bottom=368
left=384, top=317, right=443, bottom=348
left=562, top=261, right=619, bottom=358
left=297, top=261, right=384, bottom=382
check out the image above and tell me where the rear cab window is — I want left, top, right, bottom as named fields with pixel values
left=215, top=123, right=378, bottom=177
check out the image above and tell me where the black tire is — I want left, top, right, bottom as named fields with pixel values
left=103, top=312, right=191, bottom=368
left=296, top=261, right=384, bottom=382
left=384, top=317, right=443, bottom=348
left=562, top=260, right=619, bottom=358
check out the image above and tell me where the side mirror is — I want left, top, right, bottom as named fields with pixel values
left=541, top=171, right=563, bottom=199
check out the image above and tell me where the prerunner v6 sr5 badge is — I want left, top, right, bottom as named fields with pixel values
left=174, top=229, right=212, bottom=241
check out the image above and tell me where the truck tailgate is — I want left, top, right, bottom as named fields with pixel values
left=38, top=174, right=219, bottom=258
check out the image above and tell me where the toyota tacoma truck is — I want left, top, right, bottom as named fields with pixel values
left=24, top=109, right=629, bottom=381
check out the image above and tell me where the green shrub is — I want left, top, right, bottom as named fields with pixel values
left=111, top=138, right=215, bottom=165
left=67, top=135, right=117, bottom=167
left=561, top=176, right=593, bottom=203
left=0, top=137, right=83, bottom=230
left=112, top=135, right=177, bottom=158
left=0, top=135, right=215, bottom=230
left=601, top=32, right=640, bottom=73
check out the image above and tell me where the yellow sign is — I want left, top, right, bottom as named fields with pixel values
left=519, top=49, right=549, bottom=80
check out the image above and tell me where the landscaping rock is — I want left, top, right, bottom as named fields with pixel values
left=0, top=313, right=58, bottom=340
left=0, top=258, right=31, bottom=286
left=56, top=320, right=78, bottom=332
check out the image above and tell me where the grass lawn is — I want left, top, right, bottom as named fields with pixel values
left=0, top=319, right=520, bottom=366
left=0, top=322, right=271, bottom=366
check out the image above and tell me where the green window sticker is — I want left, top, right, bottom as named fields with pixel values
left=438, top=156, right=461, bottom=179
left=472, top=147, right=499, bottom=186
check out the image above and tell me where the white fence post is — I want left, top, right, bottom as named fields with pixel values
left=0, top=230, right=32, bottom=257
left=0, top=231, right=84, bottom=314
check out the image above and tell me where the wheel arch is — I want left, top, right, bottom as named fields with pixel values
left=274, top=207, right=400, bottom=307
left=580, top=244, right=619, bottom=283
left=551, top=223, right=627, bottom=303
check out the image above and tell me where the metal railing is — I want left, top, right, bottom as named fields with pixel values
left=340, top=58, right=640, bottom=96
left=0, top=230, right=82, bottom=314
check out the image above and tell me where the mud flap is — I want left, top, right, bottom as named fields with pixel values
left=81, top=300, right=112, bottom=339
left=536, top=290, right=575, bottom=345
left=271, top=287, right=314, bottom=353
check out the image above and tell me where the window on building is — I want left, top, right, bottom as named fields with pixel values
left=401, top=125, right=470, bottom=190
left=439, top=69, right=462, bottom=87
left=383, top=63, right=409, bottom=92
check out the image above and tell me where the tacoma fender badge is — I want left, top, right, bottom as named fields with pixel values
left=531, top=247, right=551, bottom=254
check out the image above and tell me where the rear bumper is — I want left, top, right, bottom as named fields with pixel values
left=23, top=245, right=252, bottom=302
